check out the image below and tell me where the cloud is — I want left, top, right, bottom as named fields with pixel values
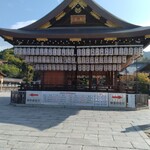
left=10, top=20, right=36, bottom=29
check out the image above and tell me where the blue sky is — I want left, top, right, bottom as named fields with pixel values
left=0, top=0, right=150, bottom=51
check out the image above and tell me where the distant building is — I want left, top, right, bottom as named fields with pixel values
left=0, top=72, right=6, bottom=91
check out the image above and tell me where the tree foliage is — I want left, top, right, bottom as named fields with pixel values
left=0, top=48, right=33, bottom=82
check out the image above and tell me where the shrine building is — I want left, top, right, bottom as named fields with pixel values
left=0, top=0, right=150, bottom=92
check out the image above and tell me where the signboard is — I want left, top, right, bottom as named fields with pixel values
left=109, top=93, right=126, bottom=107
left=71, top=15, right=86, bottom=24
left=128, top=94, right=135, bottom=108
left=95, top=93, right=108, bottom=107
left=25, top=91, right=128, bottom=108
left=72, top=92, right=95, bottom=106
left=26, top=91, right=42, bottom=104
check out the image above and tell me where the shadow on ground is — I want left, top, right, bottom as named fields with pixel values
left=0, top=93, right=79, bottom=131
left=122, top=123, right=150, bottom=138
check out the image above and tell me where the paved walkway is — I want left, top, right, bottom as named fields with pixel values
left=0, top=92, right=150, bottom=150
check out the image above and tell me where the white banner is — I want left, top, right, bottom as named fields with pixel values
left=109, top=93, right=126, bottom=107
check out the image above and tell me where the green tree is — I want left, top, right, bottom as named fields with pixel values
left=0, top=48, right=34, bottom=81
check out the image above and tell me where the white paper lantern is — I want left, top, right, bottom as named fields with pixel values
left=82, top=65, right=86, bottom=71
left=95, top=48, right=99, bottom=56
left=25, top=56, right=29, bottom=62
left=113, top=64, right=116, bottom=71
left=91, top=48, right=95, bottom=56
left=70, top=49, right=74, bottom=56
left=82, top=49, right=86, bottom=56
left=82, top=57, right=86, bottom=63
left=38, top=56, right=42, bottom=63
left=85, top=57, right=89, bottom=64
left=85, top=65, right=90, bottom=71
left=108, top=56, right=112, bottom=63
left=64, top=64, right=68, bottom=71
left=91, top=65, right=94, bottom=71
left=45, top=56, right=49, bottom=63
left=90, top=57, right=94, bottom=63
left=77, top=57, right=81, bottom=63
left=122, top=56, right=127, bottom=63
left=32, top=48, right=36, bottom=55
left=123, top=48, right=128, bottom=55
left=104, top=65, right=108, bottom=71
left=30, top=56, right=34, bottom=63
left=64, top=57, right=68, bottom=63
left=41, top=56, right=44, bottom=63
left=48, top=48, right=53, bottom=55
left=59, top=57, right=62, bottom=63
left=117, top=56, right=122, bottom=63
left=113, top=56, right=117, bottom=63
left=44, top=48, right=48, bottom=55
left=51, top=64, right=55, bottom=71
left=40, top=64, right=43, bottom=71
left=128, top=47, right=133, bottom=55
left=60, top=64, right=63, bottom=71
left=61, top=48, right=66, bottom=56
left=100, top=48, right=104, bottom=55
left=99, top=65, right=103, bottom=71
left=27, top=48, right=31, bottom=55
left=95, top=65, right=99, bottom=71
left=18, top=48, right=23, bottom=55
left=68, top=57, right=71, bottom=63
left=48, top=64, right=51, bottom=70
left=14, top=47, right=17, bottom=55
left=86, top=48, right=90, bottom=56
left=139, top=47, right=143, bottom=55
left=51, top=56, right=55, bottom=63
left=35, top=64, right=39, bottom=70
left=39, top=48, right=43, bottom=55
left=109, top=48, right=113, bottom=55
left=104, top=56, right=108, bottom=63
left=65, top=48, right=69, bottom=56
left=108, top=65, right=112, bottom=71
left=52, top=48, right=56, bottom=56
left=99, top=57, right=103, bottom=63
left=77, top=49, right=81, bottom=56
left=35, top=48, right=40, bottom=55
left=34, top=56, right=37, bottom=63
left=119, top=48, right=124, bottom=55
left=104, top=48, right=109, bottom=55
left=43, top=64, right=48, bottom=71
left=117, top=64, right=122, bottom=71
left=72, top=57, right=76, bottom=63
left=55, top=65, right=59, bottom=71
left=57, top=48, right=61, bottom=56
left=95, top=57, right=99, bottom=63
left=22, top=48, right=27, bottom=55
left=55, top=57, right=58, bottom=63
left=68, top=65, right=72, bottom=71
left=73, top=65, right=76, bottom=71
left=134, top=47, right=139, bottom=55
left=78, top=65, right=82, bottom=71
left=114, top=48, right=119, bottom=55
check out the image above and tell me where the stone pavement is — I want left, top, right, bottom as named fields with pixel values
left=0, top=92, right=150, bottom=150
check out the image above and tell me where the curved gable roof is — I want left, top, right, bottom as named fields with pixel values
left=21, top=0, right=138, bottom=30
